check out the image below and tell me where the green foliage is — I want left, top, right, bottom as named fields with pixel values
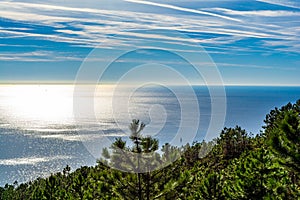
left=265, top=100, right=300, bottom=184
left=267, top=111, right=300, bottom=170
left=218, top=126, right=252, bottom=160
left=192, top=171, right=224, bottom=200
left=222, top=147, right=300, bottom=199
left=1, top=101, right=300, bottom=199
left=102, top=119, right=182, bottom=200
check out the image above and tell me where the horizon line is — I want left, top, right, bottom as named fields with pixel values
left=0, top=82, right=300, bottom=87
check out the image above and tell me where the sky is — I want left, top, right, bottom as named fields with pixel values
left=0, top=0, right=299, bottom=85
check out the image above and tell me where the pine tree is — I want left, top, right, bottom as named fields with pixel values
left=102, top=119, right=162, bottom=200
left=222, top=147, right=300, bottom=199
left=264, top=100, right=300, bottom=184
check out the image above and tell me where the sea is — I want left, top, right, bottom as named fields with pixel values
left=0, top=84, right=299, bottom=185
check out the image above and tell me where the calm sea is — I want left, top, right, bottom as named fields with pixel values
left=0, top=85, right=299, bottom=185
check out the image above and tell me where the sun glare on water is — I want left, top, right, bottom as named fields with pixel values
left=0, top=85, right=74, bottom=129
left=0, top=84, right=118, bottom=132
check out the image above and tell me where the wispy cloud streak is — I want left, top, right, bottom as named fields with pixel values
left=211, top=8, right=300, bottom=17
left=256, top=0, right=300, bottom=9
left=124, top=0, right=242, bottom=22
left=0, top=0, right=299, bottom=62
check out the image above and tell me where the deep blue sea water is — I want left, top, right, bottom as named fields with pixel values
left=0, top=85, right=300, bottom=185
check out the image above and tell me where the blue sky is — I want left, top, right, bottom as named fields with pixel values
left=0, top=0, right=299, bottom=85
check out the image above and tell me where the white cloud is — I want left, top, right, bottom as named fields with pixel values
left=216, top=62, right=297, bottom=71
left=124, top=0, right=242, bottom=22
left=211, top=8, right=300, bottom=17
left=0, top=1, right=111, bottom=14
left=0, top=50, right=84, bottom=62
left=256, top=0, right=300, bottom=9
left=0, top=0, right=299, bottom=58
